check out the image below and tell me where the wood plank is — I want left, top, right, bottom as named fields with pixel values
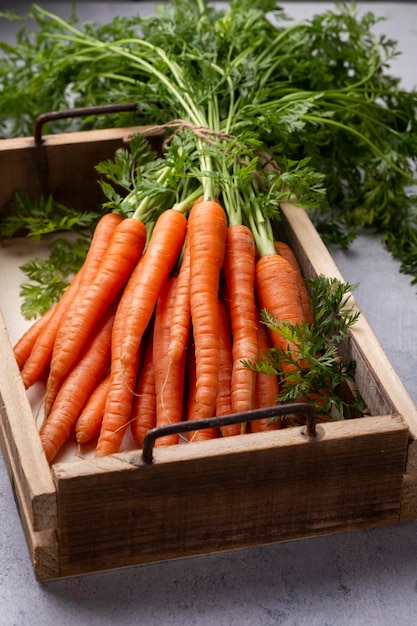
left=0, top=422, right=60, bottom=581
left=0, top=313, right=57, bottom=533
left=279, top=202, right=417, bottom=438
left=52, top=415, right=408, bottom=578
left=400, top=440, right=417, bottom=522
left=0, top=356, right=60, bottom=580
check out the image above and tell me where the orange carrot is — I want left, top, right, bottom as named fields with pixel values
left=37, top=213, right=121, bottom=383
left=19, top=214, right=121, bottom=380
left=188, top=199, right=227, bottom=418
left=255, top=253, right=306, bottom=372
left=153, top=276, right=187, bottom=446
left=118, top=208, right=188, bottom=371
left=45, top=217, right=147, bottom=415
left=216, top=299, right=241, bottom=437
left=94, top=317, right=140, bottom=457
left=131, top=327, right=157, bottom=448
left=187, top=337, right=219, bottom=442
left=272, top=244, right=332, bottom=424
left=20, top=270, right=82, bottom=389
left=93, top=210, right=187, bottom=457
left=274, top=240, right=313, bottom=325
left=185, top=337, right=198, bottom=427
left=250, top=318, right=281, bottom=433
left=13, top=303, right=56, bottom=370
left=167, top=236, right=191, bottom=363
left=75, top=374, right=111, bottom=446
left=39, top=304, right=115, bottom=464
left=223, top=224, right=258, bottom=423
left=71, top=212, right=123, bottom=297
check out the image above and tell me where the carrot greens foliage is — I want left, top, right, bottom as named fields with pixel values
left=0, top=193, right=101, bottom=319
left=18, top=237, right=89, bottom=320
left=245, top=275, right=366, bottom=422
left=8, top=1, right=411, bottom=457
left=0, top=0, right=416, bottom=307
left=0, top=191, right=100, bottom=241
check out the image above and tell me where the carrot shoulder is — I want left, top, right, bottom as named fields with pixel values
left=255, top=253, right=306, bottom=373
left=188, top=199, right=227, bottom=419
left=45, top=212, right=122, bottom=374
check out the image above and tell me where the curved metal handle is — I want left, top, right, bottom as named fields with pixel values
left=33, top=102, right=138, bottom=145
left=140, top=402, right=317, bottom=465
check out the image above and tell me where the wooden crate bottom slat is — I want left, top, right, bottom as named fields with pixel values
left=0, top=401, right=60, bottom=581
left=0, top=314, right=57, bottom=534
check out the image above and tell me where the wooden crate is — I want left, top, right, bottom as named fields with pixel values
left=1, top=127, right=417, bottom=582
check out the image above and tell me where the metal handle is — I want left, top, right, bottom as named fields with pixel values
left=140, top=402, right=317, bottom=465
left=33, top=102, right=138, bottom=145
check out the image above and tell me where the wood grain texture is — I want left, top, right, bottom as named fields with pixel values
left=51, top=415, right=408, bottom=578
left=0, top=126, right=155, bottom=214
left=0, top=314, right=59, bottom=580
left=400, top=440, right=417, bottom=522
left=0, top=313, right=56, bottom=532
left=279, top=202, right=417, bottom=438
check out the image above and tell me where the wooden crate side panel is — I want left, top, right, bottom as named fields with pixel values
left=400, top=439, right=417, bottom=522
left=52, top=415, right=408, bottom=579
left=0, top=314, right=57, bottom=532
left=37, top=140, right=120, bottom=211
left=0, top=430, right=60, bottom=581
left=0, top=143, right=44, bottom=211
left=341, top=328, right=411, bottom=419
left=0, top=386, right=60, bottom=580
left=0, top=126, right=151, bottom=214
left=279, top=202, right=417, bottom=437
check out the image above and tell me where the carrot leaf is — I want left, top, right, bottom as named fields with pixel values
left=18, top=237, right=88, bottom=319
left=244, top=275, right=366, bottom=421
left=0, top=192, right=100, bottom=242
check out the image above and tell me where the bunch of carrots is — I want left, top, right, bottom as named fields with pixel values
left=13, top=174, right=315, bottom=464
left=7, top=1, right=371, bottom=466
